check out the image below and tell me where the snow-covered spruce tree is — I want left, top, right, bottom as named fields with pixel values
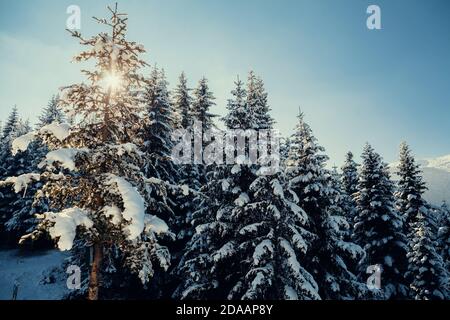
left=0, top=107, right=21, bottom=235
left=191, top=77, right=217, bottom=130
left=285, top=113, right=367, bottom=300
left=340, top=151, right=359, bottom=229
left=142, top=66, right=178, bottom=184
left=171, top=71, right=200, bottom=191
left=176, top=166, right=322, bottom=299
left=141, top=66, right=191, bottom=297
left=36, top=95, right=65, bottom=129
left=5, top=97, right=69, bottom=247
left=0, top=108, right=19, bottom=182
left=228, top=172, right=322, bottom=300
left=1, top=6, right=172, bottom=300
left=406, top=212, right=449, bottom=300
left=246, top=71, right=274, bottom=130
left=170, top=72, right=203, bottom=279
left=173, top=72, right=193, bottom=129
left=3, top=118, right=40, bottom=241
left=173, top=76, right=256, bottom=299
left=327, top=167, right=362, bottom=274
left=341, top=152, right=359, bottom=196
left=353, top=144, right=409, bottom=299
left=0, top=106, right=19, bottom=143
left=0, top=109, right=39, bottom=245
left=395, top=142, right=428, bottom=235
left=222, top=77, right=248, bottom=129
left=172, top=71, right=201, bottom=190
left=175, top=76, right=321, bottom=300
left=186, top=76, right=217, bottom=189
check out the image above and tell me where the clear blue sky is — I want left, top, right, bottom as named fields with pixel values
left=1, top=0, right=449, bottom=165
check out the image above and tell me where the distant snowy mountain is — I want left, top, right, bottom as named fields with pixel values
left=390, top=154, right=450, bottom=206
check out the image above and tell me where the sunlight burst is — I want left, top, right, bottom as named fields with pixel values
left=100, top=72, right=123, bottom=92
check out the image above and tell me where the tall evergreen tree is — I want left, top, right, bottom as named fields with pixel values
left=173, top=72, right=193, bottom=129
left=222, top=77, right=248, bottom=129
left=246, top=71, right=274, bottom=129
left=285, top=113, right=366, bottom=299
left=142, top=67, right=178, bottom=183
left=353, top=144, right=409, bottom=299
left=0, top=109, right=39, bottom=245
left=1, top=6, right=172, bottom=300
left=141, top=66, right=191, bottom=297
left=2, top=117, right=40, bottom=242
left=191, top=77, right=217, bottom=130
left=36, top=95, right=65, bottom=128
left=0, top=108, right=20, bottom=230
left=340, top=151, right=359, bottom=231
left=341, top=152, right=359, bottom=197
left=395, top=142, right=428, bottom=234
left=174, top=76, right=321, bottom=300
left=1, top=106, right=19, bottom=141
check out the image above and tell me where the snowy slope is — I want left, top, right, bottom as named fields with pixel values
left=0, top=249, right=69, bottom=300
left=390, top=154, right=450, bottom=206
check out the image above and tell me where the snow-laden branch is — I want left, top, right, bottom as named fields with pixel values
left=12, top=132, right=37, bottom=155
left=104, top=174, right=146, bottom=240
left=42, top=207, right=93, bottom=251
left=0, top=173, right=41, bottom=194
left=103, top=174, right=172, bottom=240
left=39, top=148, right=89, bottom=171
left=11, top=122, right=71, bottom=155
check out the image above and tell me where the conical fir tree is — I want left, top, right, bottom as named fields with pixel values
left=0, top=106, right=19, bottom=143
left=246, top=71, right=274, bottom=129
left=36, top=95, right=65, bottom=128
left=395, top=142, right=428, bottom=233
left=173, top=72, right=193, bottom=129
left=141, top=66, right=191, bottom=298
left=142, top=66, right=178, bottom=184
left=175, top=76, right=321, bottom=300
left=340, top=151, right=359, bottom=229
left=353, top=144, right=409, bottom=299
left=285, top=113, right=366, bottom=300
left=1, top=5, right=172, bottom=300
left=0, top=107, right=21, bottom=236
left=191, top=77, right=217, bottom=130
left=222, top=77, right=248, bottom=129
left=0, top=110, right=39, bottom=245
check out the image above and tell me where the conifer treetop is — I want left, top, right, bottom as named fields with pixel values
left=62, top=3, right=148, bottom=144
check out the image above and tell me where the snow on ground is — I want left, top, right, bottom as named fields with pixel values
left=0, top=249, right=69, bottom=300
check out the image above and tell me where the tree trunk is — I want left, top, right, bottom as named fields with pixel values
left=88, top=243, right=103, bottom=300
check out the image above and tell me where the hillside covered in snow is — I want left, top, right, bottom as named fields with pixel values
left=0, top=250, right=69, bottom=300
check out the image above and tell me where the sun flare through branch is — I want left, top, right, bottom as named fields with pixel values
left=100, top=72, right=123, bottom=92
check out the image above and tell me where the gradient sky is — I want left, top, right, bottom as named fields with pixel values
left=0, top=0, right=449, bottom=165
